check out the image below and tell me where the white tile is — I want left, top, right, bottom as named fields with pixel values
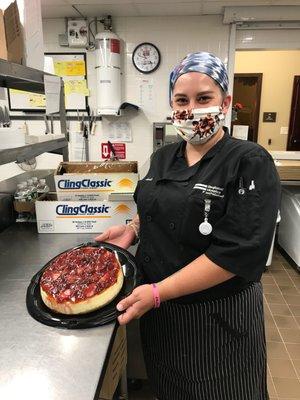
left=135, top=2, right=202, bottom=16
left=77, top=4, right=140, bottom=17
left=41, top=5, right=78, bottom=18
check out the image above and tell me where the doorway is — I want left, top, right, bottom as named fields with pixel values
left=231, top=73, right=263, bottom=143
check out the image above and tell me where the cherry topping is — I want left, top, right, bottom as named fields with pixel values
left=40, top=247, right=120, bottom=303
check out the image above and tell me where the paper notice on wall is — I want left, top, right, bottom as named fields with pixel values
left=139, top=78, right=154, bottom=113
left=44, top=75, right=61, bottom=114
left=232, top=125, right=249, bottom=140
left=64, top=79, right=89, bottom=96
left=108, top=122, right=132, bottom=142
left=10, top=89, right=25, bottom=94
left=29, top=93, right=46, bottom=108
left=54, top=60, right=86, bottom=76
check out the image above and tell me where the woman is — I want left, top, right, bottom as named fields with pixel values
left=96, top=52, right=281, bottom=400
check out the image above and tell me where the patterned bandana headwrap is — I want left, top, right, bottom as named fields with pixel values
left=169, top=52, right=228, bottom=104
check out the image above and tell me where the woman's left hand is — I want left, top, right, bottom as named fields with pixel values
left=116, top=284, right=154, bottom=325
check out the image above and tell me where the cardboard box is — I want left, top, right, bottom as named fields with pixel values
left=0, top=10, right=8, bottom=60
left=99, top=326, right=127, bottom=400
left=55, top=162, right=139, bottom=201
left=35, top=193, right=136, bottom=233
left=14, top=193, right=46, bottom=215
left=4, top=1, right=24, bottom=64
left=3, top=1, right=44, bottom=69
left=57, top=161, right=138, bottom=174
left=19, top=0, right=44, bottom=70
left=14, top=199, right=35, bottom=215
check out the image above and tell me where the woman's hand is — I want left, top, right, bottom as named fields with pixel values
left=94, top=225, right=135, bottom=249
left=116, top=284, right=154, bottom=325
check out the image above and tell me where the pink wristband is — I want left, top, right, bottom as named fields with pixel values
left=151, top=283, right=161, bottom=309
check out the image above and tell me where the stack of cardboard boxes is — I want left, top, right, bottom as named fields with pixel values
left=35, top=161, right=138, bottom=234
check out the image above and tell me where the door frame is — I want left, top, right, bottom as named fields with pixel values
left=232, top=73, right=263, bottom=143
left=287, top=75, right=300, bottom=150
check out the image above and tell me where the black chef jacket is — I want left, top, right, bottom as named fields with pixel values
left=134, top=129, right=281, bottom=303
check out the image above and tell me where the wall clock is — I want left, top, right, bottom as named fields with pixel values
left=132, top=42, right=161, bottom=74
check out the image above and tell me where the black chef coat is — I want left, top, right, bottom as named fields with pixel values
left=134, top=129, right=281, bottom=303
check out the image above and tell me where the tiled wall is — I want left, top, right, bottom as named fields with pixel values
left=2, top=17, right=300, bottom=182
left=44, top=15, right=230, bottom=171
left=0, top=15, right=229, bottom=181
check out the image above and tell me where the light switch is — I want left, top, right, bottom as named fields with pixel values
left=280, top=127, right=288, bottom=135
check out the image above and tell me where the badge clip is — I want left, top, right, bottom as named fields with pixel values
left=199, top=198, right=212, bottom=235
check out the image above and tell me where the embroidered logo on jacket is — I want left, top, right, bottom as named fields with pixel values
left=193, top=183, right=224, bottom=198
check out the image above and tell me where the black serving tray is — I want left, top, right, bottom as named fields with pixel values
left=26, top=242, right=137, bottom=329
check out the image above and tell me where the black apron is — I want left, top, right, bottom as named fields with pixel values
left=140, top=283, right=268, bottom=400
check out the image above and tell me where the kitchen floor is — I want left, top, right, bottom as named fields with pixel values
left=128, top=248, right=300, bottom=400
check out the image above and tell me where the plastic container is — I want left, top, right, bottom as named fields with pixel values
left=37, top=179, right=50, bottom=195
left=14, top=183, right=26, bottom=202
left=27, top=179, right=38, bottom=200
left=32, top=177, right=38, bottom=187
left=14, top=183, right=28, bottom=222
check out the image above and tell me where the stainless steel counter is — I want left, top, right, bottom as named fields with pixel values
left=0, top=224, right=116, bottom=400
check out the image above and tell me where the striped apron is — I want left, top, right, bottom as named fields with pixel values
left=140, top=283, right=268, bottom=400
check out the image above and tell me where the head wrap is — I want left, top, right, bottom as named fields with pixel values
left=169, top=52, right=228, bottom=103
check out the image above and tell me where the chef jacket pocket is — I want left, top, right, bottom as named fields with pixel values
left=230, top=189, right=261, bottom=240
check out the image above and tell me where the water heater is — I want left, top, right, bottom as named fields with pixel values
left=95, top=30, right=121, bottom=115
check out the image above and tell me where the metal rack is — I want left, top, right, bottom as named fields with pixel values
left=0, top=58, right=68, bottom=166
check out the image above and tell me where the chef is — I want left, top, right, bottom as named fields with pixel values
left=96, top=51, right=281, bottom=400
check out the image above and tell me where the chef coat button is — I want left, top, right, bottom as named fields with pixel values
left=146, top=215, right=152, bottom=222
left=144, top=255, right=151, bottom=263
left=169, top=222, right=175, bottom=229
left=183, top=182, right=189, bottom=186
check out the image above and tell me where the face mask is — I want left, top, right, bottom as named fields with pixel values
left=171, top=106, right=225, bottom=144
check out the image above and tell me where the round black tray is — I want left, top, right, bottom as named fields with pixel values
left=26, top=242, right=137, bottom=329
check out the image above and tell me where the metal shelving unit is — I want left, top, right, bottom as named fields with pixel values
left=0, top=58, right=68, bottom=166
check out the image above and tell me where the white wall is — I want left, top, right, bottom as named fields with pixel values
left=236, top=28, right=300, bottom=50
left=0, top=15, right=229, bottom=182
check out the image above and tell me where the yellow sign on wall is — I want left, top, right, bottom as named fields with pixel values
left=54, top=60, right=86, bottom=76
left=64, top=80, right=90, bottom=96
left=29, top=93, right=46, bottom=107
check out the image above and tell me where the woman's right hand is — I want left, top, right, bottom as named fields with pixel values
left=94, top=225, right=136, bottom=250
